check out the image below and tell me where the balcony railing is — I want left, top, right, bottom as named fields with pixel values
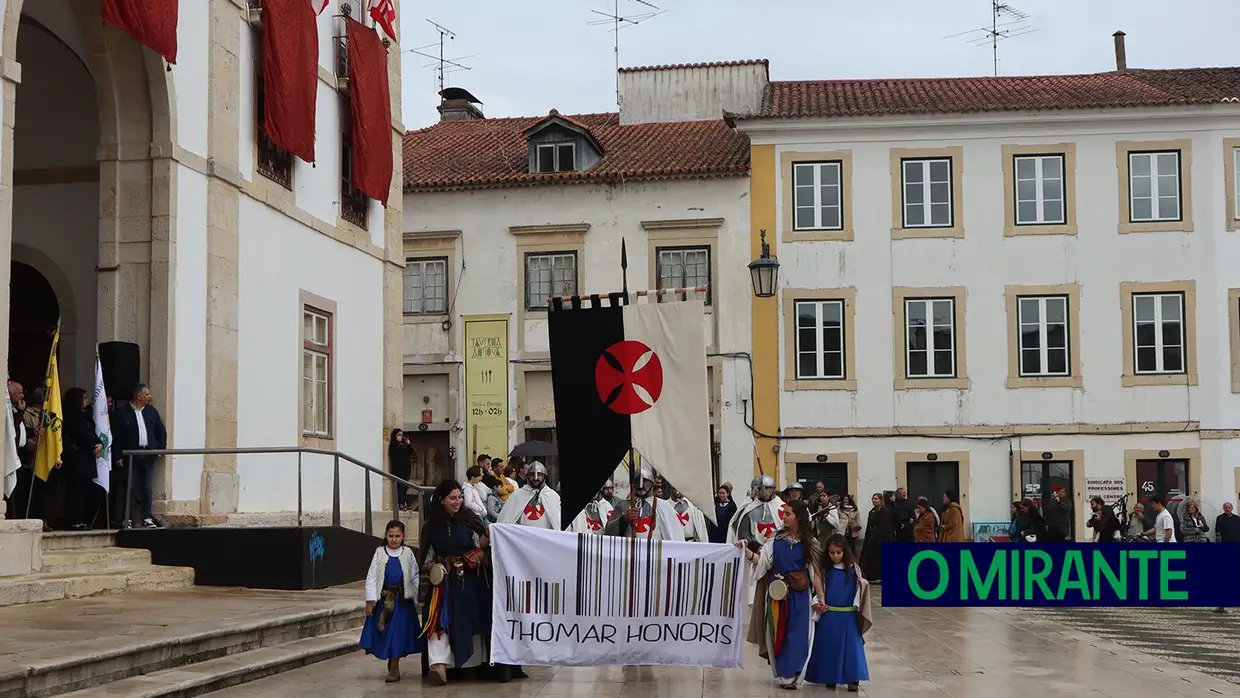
left=258, top=133, right=294, bottom=190
left=246, top=0, right=262, bottom=26
left=342, top=185, right=368, bottom=227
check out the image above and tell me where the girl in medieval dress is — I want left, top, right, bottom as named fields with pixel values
left=804, top=534, right=872, bottom=692
left=359, top=520, right=423, bottom=683
left=737, top=498, right=824, bottom=690
left=418, top=479, right=524, bottom=686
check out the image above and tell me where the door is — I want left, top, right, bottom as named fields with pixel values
left=906, top=462, right=960, bottom=514
left=1135, top=458, right=1189, bottom=529
left=795, top=463, right=848, bottom=499
left=408, top=430, right=452, bottom=487
left=1020, top=460, right=1074, bottom=539
left=525, top=427, right=560, bottom=488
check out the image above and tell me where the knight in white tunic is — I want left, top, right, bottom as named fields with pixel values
left=668, top=486, right=708, bottom=542
left=603, top=466, right=684, bottom=541
left=728, top=475, right=785, bottom=605
left=569, top=481, right=615, bottom=534
left=727, top=477, right=763, bottom=544
left=497, top=461, right=562, bottom=530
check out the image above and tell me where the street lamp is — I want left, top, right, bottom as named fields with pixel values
left=748, top=229, right=779, bottom=298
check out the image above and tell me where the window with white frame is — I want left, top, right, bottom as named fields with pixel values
left=792, top=161, right=843, bottom=230
left=1013, top=154, right=1066, bottom=226
left=1128, top=151, right=1182, bottom=222
left=535, top=142, right=576, bottom=173
left=794, top=300, right=845, bottom=380
left=525, top=252, right=577, bottom=310
left=403, top=257, right=448, bottom=315
left=1132, top=292, right=1185, bottom=374
left=902, top=158, right=953, bottom=228
left=905, top=298, right=956, bottom=378
left=1234, top=147, right=1240, bottom=221
left=656, top=246, right=711, bottom=304
left=302, top=307, right=332, bottom=437
left=1017, top=295, right=1069, bottom=377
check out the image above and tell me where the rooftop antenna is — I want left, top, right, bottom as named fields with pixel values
left=587, top=0, right=665, bottom=109
left=944, top=0, right=1038, bottom=76
left=402, top=20, right=473, bottom=93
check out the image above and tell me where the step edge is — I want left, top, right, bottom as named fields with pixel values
left=17, top=603, right=365, bottom=677
left=52, top=635, right=360, bottom=698
left=0, top=566, right=197, bottom=584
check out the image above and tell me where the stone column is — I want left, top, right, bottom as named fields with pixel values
left=381, top=12, right=406, bottom=508
left=201, top=0, right=243, bottom=515
left=0, top=20, right=21, bottom=516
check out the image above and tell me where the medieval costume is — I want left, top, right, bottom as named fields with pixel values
left=746, top=529, right=822, bottom=689
left=669, top=488, right=708, bottom=541
left=804, top=561, right=872, bottom=690
left=569, top=483, right=614, bottom=534
left=418, top=487, right=510, bottom=685
left=859, top=498, right=892, bottom=583
left=729, top=475, right=786, bottom=603
left=727, top=477, right=762, bottom=542
left=603, top=466, right=684, bottom=540
left=359, top=543, right=423, bottom=676
left=497, top=461, right=562, bottom=530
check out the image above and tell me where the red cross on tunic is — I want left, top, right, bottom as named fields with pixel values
left=756, top=521, right=777, bottom=538
left=677, top=511, right=690, bottom=526
left=586, top=517, right=602, bottom=531
left=633, top=516, right=654, bottom=533
left=524, top=504, right=545, bottom=521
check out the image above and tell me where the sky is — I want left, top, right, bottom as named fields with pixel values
left=397, top=0, right=1240, bottom=129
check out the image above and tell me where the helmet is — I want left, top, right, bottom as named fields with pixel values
left=758, top=475, right=776, bottom=489
left=787, top=481, right=803, bottom=491
left=602, top=479, right=614, bottom=489
left=640, top=465, right=655, bottom=484
left=529, top=461, right=548, bottom=477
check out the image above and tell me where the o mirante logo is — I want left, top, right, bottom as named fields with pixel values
left=881, top=543, right=1240, bottom=608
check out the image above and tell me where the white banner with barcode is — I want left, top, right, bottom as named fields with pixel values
left=488, top=523, right=746, bottom=668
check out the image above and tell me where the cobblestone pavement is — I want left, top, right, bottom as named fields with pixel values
left=208, top=597, right=1240, bottom=697
left=1030, top=605, right=1240, bottom=686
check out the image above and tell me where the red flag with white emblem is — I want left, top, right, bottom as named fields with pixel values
left=369, top=0, right=397, bottom=41
left=310, top=0, right=329, bottom=14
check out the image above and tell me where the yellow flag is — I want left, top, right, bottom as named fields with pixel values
left=34, top=340, right=63, bottom=482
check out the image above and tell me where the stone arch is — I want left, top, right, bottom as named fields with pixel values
left=11, top=243, right=78, bottom=337
left=2, top=0, right=178, bottom=408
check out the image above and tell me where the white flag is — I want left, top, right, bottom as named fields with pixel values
left=92, top=358, right=113, bottom=492
left=3, top=388, right=20, bottom=499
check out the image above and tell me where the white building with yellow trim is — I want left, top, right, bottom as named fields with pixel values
left=733, top=43, right=1240, bottom=539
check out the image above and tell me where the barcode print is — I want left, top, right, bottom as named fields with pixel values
left=503, top=575, right=566, bottom=615
left=572, top=532, right=742, bottom=619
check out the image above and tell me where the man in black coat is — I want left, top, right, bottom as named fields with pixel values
left=1217, top=502, right=1240, bottom=543
left=891, top=487, right=915, bottom=542
left=111, top=383, right=166, bottom=528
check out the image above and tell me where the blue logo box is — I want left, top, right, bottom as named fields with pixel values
left=880, top=543, right=1240, bottom=607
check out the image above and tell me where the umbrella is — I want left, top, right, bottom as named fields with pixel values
left=509, top=440, right=557, bottom=459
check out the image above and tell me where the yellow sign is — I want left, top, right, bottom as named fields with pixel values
left=463, top=315, right=509, bottom=463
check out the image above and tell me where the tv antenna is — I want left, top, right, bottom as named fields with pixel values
left=944, top=0, right=1038, bottom=76
left=587, top=0, right=665, bottom=109
left=402, top=20, right=473, bottom=93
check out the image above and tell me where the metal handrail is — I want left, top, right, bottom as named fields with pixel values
left=118, top=446, right=435, bottom=535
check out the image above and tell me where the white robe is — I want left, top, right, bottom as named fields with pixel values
left=673, top=498, right=709, bottom=542
left=732, top=496, right=786, bottom=605
left=569, top=499, right=614, bottom=534
left=498, top=484, right=562, bottom=530
left=645, top=495, right=686, bottom=541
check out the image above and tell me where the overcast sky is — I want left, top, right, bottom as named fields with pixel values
left=397, top=0, right=1240, bottom=129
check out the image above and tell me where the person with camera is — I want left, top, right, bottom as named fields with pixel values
left=1086, top=496, right=1122, bottom=542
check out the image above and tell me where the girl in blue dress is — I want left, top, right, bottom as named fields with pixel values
left=805, top=533, right=872, bottom=692
left=359, top=520, right=424, bottom=683
left=739, top=498, right=824, bottom=690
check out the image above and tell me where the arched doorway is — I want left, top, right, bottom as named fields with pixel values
left=7, top=261, right=58, bottom=394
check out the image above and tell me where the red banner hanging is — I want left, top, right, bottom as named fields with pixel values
left=101, top=0, right=179, bottom=65
left=262, top=0, right=319, bottom=163
left=346, top=19, right=393, bottom=205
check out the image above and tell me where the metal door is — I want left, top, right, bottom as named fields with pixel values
left=906, top=462, right=961, bottom=514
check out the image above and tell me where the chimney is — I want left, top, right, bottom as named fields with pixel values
left=437, top=87, right=484, bottom=121
left=1113, top=31, right=1127, bottom=71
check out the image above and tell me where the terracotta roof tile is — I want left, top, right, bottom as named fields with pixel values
left=734, top=67, right=1240, bottom=120
left=618, top=59, right=769, bottom=74
left=403, top=113, right=750, bottom=193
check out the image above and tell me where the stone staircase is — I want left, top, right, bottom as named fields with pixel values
left=0, top=583, right=366, bottom=698
left=0, top=531, right=195, bottom=607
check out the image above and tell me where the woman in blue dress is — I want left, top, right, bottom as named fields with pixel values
left=805, top=533, right=873, bottom=692
left=359, top=520, right=423, bottom=682
left=739, top=498, right=824, bottom=690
